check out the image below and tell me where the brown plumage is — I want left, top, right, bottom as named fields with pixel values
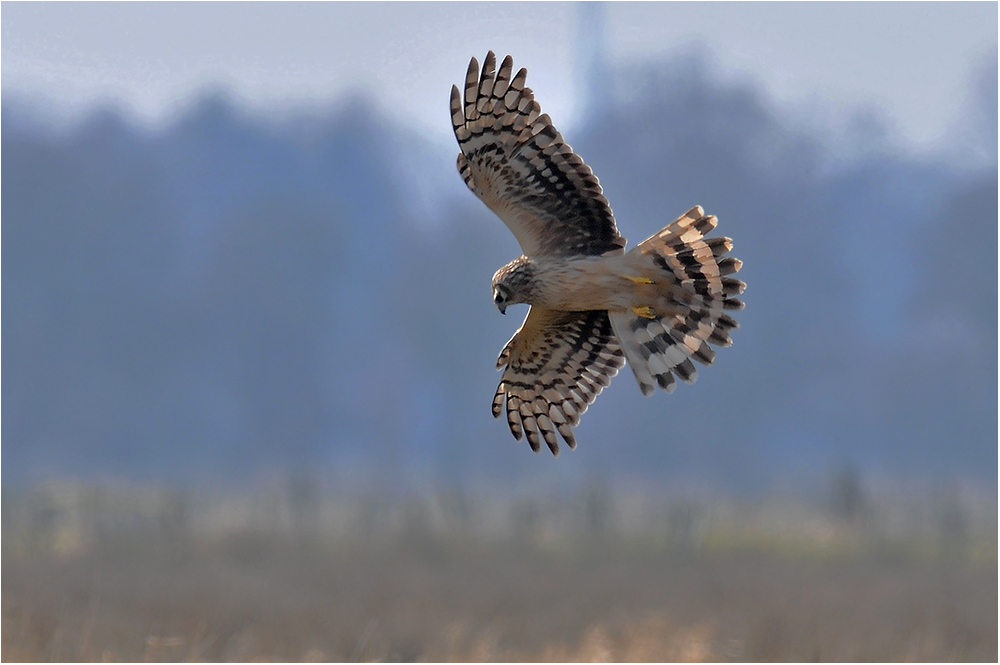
left=451, top=52, right=745, bottom=455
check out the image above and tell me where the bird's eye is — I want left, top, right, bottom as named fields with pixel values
left=493, top=288, right=505, bottom=304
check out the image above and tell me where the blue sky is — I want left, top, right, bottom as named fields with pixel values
left=3, top=2, right=996, bottom=152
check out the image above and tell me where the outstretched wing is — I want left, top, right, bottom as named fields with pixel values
left=493, top=308, right=625, bottom=455
left=451, top=51, right=626, bottom=258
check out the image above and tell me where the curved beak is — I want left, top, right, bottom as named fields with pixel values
left=493, top=287, right=507, bottom=315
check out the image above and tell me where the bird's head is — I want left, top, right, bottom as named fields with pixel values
left=491, top=257, right=536, bottom=315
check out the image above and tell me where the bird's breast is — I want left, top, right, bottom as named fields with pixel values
left=531, top=256, right=638, bottom=312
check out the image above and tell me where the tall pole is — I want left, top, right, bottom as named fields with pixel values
left=575, top=1, right=610, bottom=126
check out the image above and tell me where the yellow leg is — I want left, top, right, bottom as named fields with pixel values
left=631, top=305, right=656, bottom=319
left=623, top=275, right=654, bottom=285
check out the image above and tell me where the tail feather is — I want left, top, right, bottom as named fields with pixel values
left=612, top=206, right=744, bottom=395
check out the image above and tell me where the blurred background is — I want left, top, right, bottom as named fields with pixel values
left=3, top=2, right=997, bottom=661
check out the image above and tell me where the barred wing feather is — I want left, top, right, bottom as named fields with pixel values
left=451, top=51, right=626, bottom=258
left=493, top=308, right=625, bottom=455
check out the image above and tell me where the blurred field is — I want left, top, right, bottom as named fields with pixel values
left=3, top=481, right=997, bottom=662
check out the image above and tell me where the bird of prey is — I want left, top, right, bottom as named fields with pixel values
left=450, top=52, right=745, bottom=456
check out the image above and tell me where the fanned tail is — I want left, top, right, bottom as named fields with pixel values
left=610, top=206, right=745, bottom=395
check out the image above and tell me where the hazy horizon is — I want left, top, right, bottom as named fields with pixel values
left=4, top=42, right=996, bottom=492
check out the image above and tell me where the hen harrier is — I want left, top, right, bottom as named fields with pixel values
left=451, top=52, right=745, bottom=455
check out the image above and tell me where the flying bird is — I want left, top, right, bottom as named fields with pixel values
left=450, top=52, right=745, bottom=455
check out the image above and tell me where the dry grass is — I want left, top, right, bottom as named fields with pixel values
left=3, top=532, right=996, bottom=662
